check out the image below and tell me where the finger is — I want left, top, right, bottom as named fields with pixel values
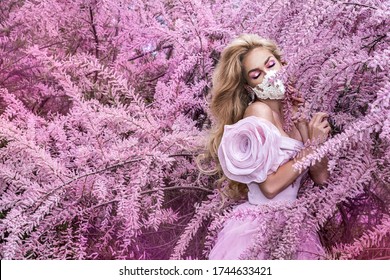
left=315, top=120, right=330, bottom=131
left=311, top=113, right=321, bottom=124
left=288, top=85, right=297, bottom=93
left=309, top=118, right=314, bottom=127
left=319, top=128, right=331, bottom=137
left=292, top=101, right=304, bottom=107
left=288, top=86, right=302, bottom=97
left=291, top=96, right=304, bottom=102
left=320, top=120, right=330, bottom=128
left=288, top=84, right=295, bottom=89
left=314, top=112, right=329, bottom=118
left=320, top=116, right=329, bottom=124
left=313, top=112, right=329, bottom=124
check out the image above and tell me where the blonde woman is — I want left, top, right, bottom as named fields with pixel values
left=203, top=34, right=331, bottom=259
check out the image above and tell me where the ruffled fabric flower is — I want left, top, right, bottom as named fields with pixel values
left=218, top=116, right=284, bottom=184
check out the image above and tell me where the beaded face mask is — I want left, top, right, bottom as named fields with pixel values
left=248, top=70, right=286, bottom=101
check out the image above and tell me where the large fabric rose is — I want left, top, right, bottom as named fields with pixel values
left=218, top=116, right=284, bottom=184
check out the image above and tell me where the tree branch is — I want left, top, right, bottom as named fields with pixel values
left=342, top=2, right=377, bottom=10
left=89, top=6, right=100, bottom=59
left=128, top=45, right=173, bottom=61
left=92, top=185, right=213, bottom=209
left=31, top=157, right=145, bottom=212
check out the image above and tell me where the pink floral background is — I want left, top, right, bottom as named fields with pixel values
left=0, top=0, right=389, bottom=259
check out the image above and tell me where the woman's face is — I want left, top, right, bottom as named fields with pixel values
left=242, top=47, right=282, bottom=87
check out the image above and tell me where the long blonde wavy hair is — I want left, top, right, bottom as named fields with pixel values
left=197, top=33, right=285, bottom=200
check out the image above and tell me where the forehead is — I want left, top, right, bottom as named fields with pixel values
left=242, top=47, right=274, bottom=71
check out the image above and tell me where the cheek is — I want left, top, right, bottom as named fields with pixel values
left=244, top=75, right=253, bottom=87
left=243, top=69, right=262, bottom=87
left=246, top=76, right=264, bottom=88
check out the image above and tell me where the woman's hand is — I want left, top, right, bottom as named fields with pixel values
left=288, top=85, right=307, bottom=125
left=308, top=112, right=331, bottom=144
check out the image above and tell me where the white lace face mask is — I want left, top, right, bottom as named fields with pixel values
left=250, top=70, right=286, bottom=100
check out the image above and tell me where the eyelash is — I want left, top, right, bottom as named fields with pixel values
left=252, top=61, right=275, bottom=79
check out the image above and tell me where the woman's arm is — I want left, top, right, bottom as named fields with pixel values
left=295, top=120, right=330, bottom=185
left=258, top=156, right=307, bottom=199
left=258, top=139, right=329, bottom=199
left=306, top=112, right=331, bottom=185
left=244, top=103, right=330, bottom=198
left=309, top=155, right=329, bottom=185
left=244, top=102, right=312, bottom=198
left=289, top=87, right=331, bottom=185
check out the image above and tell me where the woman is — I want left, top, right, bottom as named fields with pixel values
left=203, top=34, right=331, bottom=259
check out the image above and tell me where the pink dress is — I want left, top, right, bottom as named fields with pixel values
left=208, top=116, right=325, bottom=260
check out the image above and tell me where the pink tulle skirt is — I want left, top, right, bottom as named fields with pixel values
left=209, top=202, right=325, bottom=260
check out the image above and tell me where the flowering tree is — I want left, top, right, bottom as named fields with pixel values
left=0, top=0, right=389, bottom=259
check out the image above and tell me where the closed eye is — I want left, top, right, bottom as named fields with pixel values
left=267, top=61, right=275, bottom=68
left=253, top=73, right=261, bottom=79
left=248, top=58, right=277, bottom=80
left=250, top=71, right=261, bottom=80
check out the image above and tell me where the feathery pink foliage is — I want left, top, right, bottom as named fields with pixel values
left=0, top=0, right=389, bottom=259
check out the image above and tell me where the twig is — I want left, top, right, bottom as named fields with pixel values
left=141, top=185, right=212, bottom=195
left=128, top=45, right=173, bottom=61
left=89, top=6, right=100, bottom=59
left=32, top=157, right=144, bottom=212
left=168, top=153, right=196, bottom=158
left=342, top=2, right=377, bottom=10
left=146, top=72, right=166, bottom=83
left=92, top=186, right=213, bottom=210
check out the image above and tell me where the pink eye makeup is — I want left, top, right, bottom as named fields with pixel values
left=249, top=70, right=261, bottom=79
left=267, top=60, right=275, bottom=68
left=247, top=57, right=278, bottom=80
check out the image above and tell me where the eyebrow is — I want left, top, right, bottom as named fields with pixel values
left=247, top=56, right=272, bottom=75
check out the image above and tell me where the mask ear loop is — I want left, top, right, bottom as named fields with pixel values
left=244, top=84, right=256, bottom=105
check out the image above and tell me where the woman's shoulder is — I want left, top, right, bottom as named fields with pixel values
left=243, top=101, right=276, bottom=126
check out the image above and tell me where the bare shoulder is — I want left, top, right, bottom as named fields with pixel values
left=243, top=101, right=276, bottom=125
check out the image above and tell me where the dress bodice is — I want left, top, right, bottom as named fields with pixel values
left=247, top=136, right=308, bottom=205
left=217, top=116, right=308, bottom=205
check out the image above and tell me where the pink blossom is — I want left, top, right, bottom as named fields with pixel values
left=218, top=116, right=284, bottom=184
